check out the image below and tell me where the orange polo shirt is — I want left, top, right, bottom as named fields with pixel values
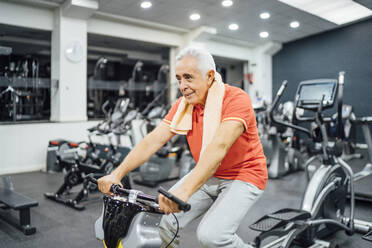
left=163, top=84, right=267, bottom=190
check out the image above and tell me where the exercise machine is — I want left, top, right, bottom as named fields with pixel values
left=0, top=51, right=49, bottom=122
left=259, top=84, right=307, bottom=179
left=87, top=174, right=190, bottom=248
left=250, top=72, right=372, bottom=247
left=44, top=127, right=131, bottom=210
left=349, top=115, right=372, bottom=202
left=122, top=88, right=194, bottom=187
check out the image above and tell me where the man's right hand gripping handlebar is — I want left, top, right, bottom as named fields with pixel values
left=97, top=173, right=123, bottom=195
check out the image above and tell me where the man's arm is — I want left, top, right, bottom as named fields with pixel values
left=159, top=120, right=244, bottom=214
left=98, top=123, right=175, bottom=194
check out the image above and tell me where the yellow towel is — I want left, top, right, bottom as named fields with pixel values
left=170, top=72, right=225, bottom=156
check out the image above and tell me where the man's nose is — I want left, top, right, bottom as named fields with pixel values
left=179, top=79, right=188, bottom=91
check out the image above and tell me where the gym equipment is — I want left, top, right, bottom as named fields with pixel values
left=119, top=104, right=195, bottom=186
left=0, top=175, right=38, bottom=235
left=87, top=57, right=109, bottom=118
left=0, top=52, right=49, bottom=122
left=127, top=61, right=166, bottom=111
left=326, top=90, right=372, bottom=202
left=86, top=174, right=190, bottom=248
left=258, top=84, right=307, bottom=179
left=250, top=72, right=372, bottom=247
left=44, top=129, right=131, bottom=210
left=326, top=104, right=363, bottom=161
left=125, top=89, right=194, bottom=187
left=46, top=97, right=131, bottom=174
left=349, top=115, right=372, bottom=202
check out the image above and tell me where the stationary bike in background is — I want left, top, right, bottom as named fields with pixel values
left=44, top=127, right=131, bottom=210
left=127, top=89, right=195, bottom=187
left=250, top=72, right=372, bottom=248
left=47, top=98, right=131, bottom=173
left=44, top=99, right=132, bottom=210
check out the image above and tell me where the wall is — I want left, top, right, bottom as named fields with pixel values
left=273, top=18, right=372, bottom=119
left=0, top=121, right=100, bottom=175
left=0, top=1, right=54, bottom=31
left=215, top=61, right=244, bottom=88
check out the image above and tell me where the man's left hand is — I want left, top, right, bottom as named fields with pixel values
left=158, top=188, right=190, bottom=215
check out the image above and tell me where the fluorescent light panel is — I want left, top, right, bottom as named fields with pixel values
left=190, top=13, right=200, bottom=21
left=228, top=23, right=239, bottom=30
left=278, top=0, right=372, bottom=25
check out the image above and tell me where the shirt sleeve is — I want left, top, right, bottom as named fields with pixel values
left=162, top=97, right=183, bottom=127
left=221, top=88, right=255, bottom=132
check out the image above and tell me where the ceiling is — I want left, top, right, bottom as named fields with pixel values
left=41, top=0, right=372, bottom=46
left=97, top=0, right=339, bottom=46
left=3, top=0, right=372, bottom=54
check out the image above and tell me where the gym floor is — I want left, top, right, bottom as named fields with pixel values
left=0, top=150, right=371, bottom=248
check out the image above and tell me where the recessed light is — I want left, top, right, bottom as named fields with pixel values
left=140, top=1, right=152, bottom=9
left=189, top=13, right=201, bottom=21
left=228, top=23, right=239, bottom=30
left=222, top=0, right=233, bottom=7
left=290, top=21, right=300, bottom=28
left=260, top=12, right=270, bottom=19
left=259, top=31, right=269, bottom=38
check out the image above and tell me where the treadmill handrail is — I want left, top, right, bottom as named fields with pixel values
left=269, top=80, right=312, bottom=138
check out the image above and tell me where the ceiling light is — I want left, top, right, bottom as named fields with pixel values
left=222, top=0, right=233, bottom=7
left=290, top=21, right=300, bottom=28
left=260, top=12, right=271, bottom=19
left=189, top=13, right=201, bottom=21
left=259, top=31, right=269, bottom=38
left=228, top=23, right=239, bottom=30
left=277, top=0, right=372, bottom=25
left=140, top=1, right=152, bottom=9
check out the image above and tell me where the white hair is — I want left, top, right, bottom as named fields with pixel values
left=176, top=46, right=216, bottom=78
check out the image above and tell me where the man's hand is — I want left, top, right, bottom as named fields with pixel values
left=97, top=174, right=122, bottom=195
left=158, top=188, right=190, bottom=215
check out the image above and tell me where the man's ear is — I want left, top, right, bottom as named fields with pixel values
left=207, top=70, right=215, bottom=85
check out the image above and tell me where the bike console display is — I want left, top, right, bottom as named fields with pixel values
left=296, top=79, right=338, bottom=110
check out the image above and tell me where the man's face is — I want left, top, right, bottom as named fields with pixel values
left=175, top=56, right=213, bottom=106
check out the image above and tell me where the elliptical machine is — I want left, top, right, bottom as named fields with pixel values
left=258, top=85, right=306, bottom=179
left=250, top=72, right=372, bottom=247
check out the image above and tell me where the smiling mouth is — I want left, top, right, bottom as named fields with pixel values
left=184, top=92, right=195, bottom=97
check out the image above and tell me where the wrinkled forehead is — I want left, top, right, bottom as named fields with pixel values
left=175, top=56, right=202, bottom=75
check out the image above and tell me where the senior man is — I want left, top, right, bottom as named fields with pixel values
left=98, top=47, right=267, bottom=248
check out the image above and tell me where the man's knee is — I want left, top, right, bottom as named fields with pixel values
left=197, top=222, right=230, bottom=247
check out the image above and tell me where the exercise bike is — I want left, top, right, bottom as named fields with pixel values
left=86, top=174, right=191, bottom=248
left=44, top=128, right=131, bottom=210
left=125, top=89, right=195, bottom=187
left=250, top=73, right=372, bottom=247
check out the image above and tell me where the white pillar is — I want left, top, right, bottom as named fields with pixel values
left=169, top=47, right=180, bottom=103
left=51, top=0, right=98, bottom=122
left=249, top=42, right=282, bottom=105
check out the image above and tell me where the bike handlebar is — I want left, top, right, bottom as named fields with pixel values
left=86, top=174, right=191, bottom=212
